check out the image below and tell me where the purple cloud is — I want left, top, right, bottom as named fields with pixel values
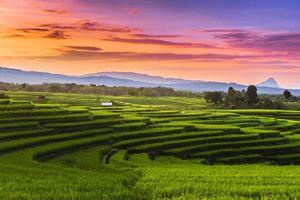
left=212, top=30, right=300, bottom=54
left=201, top=29, right=247, bottom=33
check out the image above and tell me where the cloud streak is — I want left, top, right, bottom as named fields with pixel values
left=64, top=46, right=102, bottom=51
left=79, top=21, right=139, bottom=33
left=43, top=9, right=67, bottom=14
left=131, top=34, right=182, bottom=39
left=18, top=21, right=140, bottom=35
left=104, top=37, right=218, bottom=49
left=17, top=28, right=49, bottom=33
left=213, top=30, right=300, bottom=54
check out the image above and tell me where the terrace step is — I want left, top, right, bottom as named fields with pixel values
left=0, top=113, right=92, bottom=124
left=0, top=104, right=35, bottom=111
left=163, top=137, right=289, bottom=159
left=127, top=134, right=262, bottom=154
left=214, top=154, right=266, bottom=164
left=111, top=122, right=147, bottom=131
left=111, top=127, right=185, bottom=142
left=0, top=121, right=40, bottom=132
left=0, top=128, right=54, bottom=142
left=189, top=141, right=300, bottom=160
left=0, top=128, right=112, bottom=155
left=269, top=153, right=300, bottom=164
left=113, top=130, right=224, bottom=149
left=43, top=118, right=125, bottom=131
left=0, top=109, right=68, bottom=117
left=32, top=135, right=113, bottom=162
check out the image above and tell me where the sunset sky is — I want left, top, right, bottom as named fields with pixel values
left=1, top=0, right=300, bottom=88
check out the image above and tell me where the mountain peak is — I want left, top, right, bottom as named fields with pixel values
left=257, top=77, right=281, bottom=88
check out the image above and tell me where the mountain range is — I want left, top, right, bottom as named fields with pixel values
left=0, top=66, right=299, bottom=95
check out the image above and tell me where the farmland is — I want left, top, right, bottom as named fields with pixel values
left=1, top=91, right=300, bottom=199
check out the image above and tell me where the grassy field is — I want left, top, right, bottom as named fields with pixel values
left=1, top=91, right=300, bottom=199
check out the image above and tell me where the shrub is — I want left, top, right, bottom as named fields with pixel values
left=253, top=97, right=274, bottom=109
left=38, top=95, right=47, bottom=101
left=272, top=100, right=284, bottom=109
left=204, top=92, right=223, bottom=105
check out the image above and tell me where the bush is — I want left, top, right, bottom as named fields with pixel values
left=253, top=97, right=274, bottom=109
left=38, top=95, right=47, bottom=101
left=273, top=100, right=284, bottom=109
left=204, top=92, right=223, bottom=105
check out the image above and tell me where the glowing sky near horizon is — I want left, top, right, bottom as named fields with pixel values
left=1, top=0, right=300, bottom=88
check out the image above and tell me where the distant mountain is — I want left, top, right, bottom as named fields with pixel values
left=0, top=67, right=154, bottom=87
left=1, top=66, right=300, bottom=95
left=83, top=71, right=189, bottom=84
left=257, top=78, right=281, bottom=88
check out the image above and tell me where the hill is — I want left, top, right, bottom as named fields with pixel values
left=0, top=67, right=154, bottom=87
left=1, top=66, right=299, bottom=95
left=83, top=71, right=188, bottom=84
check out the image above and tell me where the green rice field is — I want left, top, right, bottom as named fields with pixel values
left=1, top=91, right=300, bottom=199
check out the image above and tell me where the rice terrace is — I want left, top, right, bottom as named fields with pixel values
left=0, top=90, right=300, bottom=199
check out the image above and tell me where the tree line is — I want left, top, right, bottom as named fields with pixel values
left=0, top=82, right=200, bottom=98
left=204, top=85, right=296, bottom=109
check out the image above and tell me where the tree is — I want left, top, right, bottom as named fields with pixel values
left=283, top=90, right=292, bottom=101
left=246, top=85, right=258, bottom=106
left=228, top=87, right=236, bottom=98
left=21, top=83, right=27, bottom=89
left=204, top=91, right=223, bottom=105
left=226, top=87, right=237, bottom=108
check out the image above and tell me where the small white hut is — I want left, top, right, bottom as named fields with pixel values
left=101, top=102, right=113, bottom=107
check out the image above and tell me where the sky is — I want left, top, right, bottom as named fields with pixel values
left=1, top=0, right=300, bottom=88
